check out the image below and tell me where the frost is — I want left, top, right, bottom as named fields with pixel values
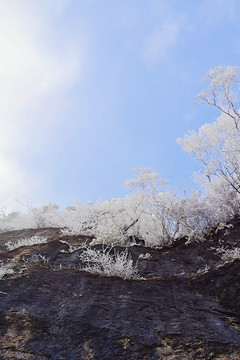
left=79, top=246, right=140, bottom=280
left=217, top=246, right=240, bottom=262
left=6, top=236, right=48, bottom=251
left=138, top=253, right=152, bottom=260
left=0, top=267, right=14, bottom=280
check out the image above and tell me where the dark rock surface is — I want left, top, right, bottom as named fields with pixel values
left=0, top=222, right=240, bottom=359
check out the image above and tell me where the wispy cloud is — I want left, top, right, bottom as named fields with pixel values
left=143, top=20, right=180, bottom=66
left=0, top=1, right=85, bottom=209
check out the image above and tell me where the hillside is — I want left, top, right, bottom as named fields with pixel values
left=0, top=221, right=240, bottom=359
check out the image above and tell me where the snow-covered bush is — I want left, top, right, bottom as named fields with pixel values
left=0, top=265, right=14, bottom=280
left=87, top=199, right=131, bottom=246
left=217, top=246, right=240, bottom=262
left=195, top=265, right=211, bottom=275
left=0, top=203, right=64, bottom=232
left=61, top=201, right=95, bottom=236
left=6, top=236, right=48, bottom=251
left=0, top=208, right=34, bottom=232
left=62, top=195, right=144, bottom=246
left=21, top=254, right=50, bottom=265
left=124, top=169, right=186, bottom=246
left=138, top=253, right=152, bottom=260
left=180, top=180, right=240, bottom=242
left=79, top=246, right=139, bottom=280
left=30, top=203, right=63, bottom=228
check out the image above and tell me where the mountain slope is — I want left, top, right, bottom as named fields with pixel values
left=0, top=222, right=240, bottom=359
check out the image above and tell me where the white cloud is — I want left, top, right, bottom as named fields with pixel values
left=0, top=1, right=85, bottom=209
left=143, top=20, right=180, bottom=67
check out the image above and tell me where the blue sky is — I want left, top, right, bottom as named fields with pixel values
left=0, top=0, right=240, bottom=210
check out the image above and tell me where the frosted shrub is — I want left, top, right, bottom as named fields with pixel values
left=138, top=253, right=152, bottom=260
left=30, top=203, right=62, bottom=228
left=196, top=265, right=210, bottom=275
left=61, top=202, right=108, bottom=238
left=0, top=266, right=14, bottom=280
left=203, top=179, right=240, bottom=225
left=89, top=198, right=136, bottom=245
left=0, top=209, right=34, bottom=232
left=69, top=196, right=143, bottom=246
left=6, top=236, right=48, bottom=251
left=22, top=254, right=50, bottom=265
left=60, top=201, right=97, bottom=236
left=90, top=227, right=129, bottom=247
left=217, top=246, right=240, bottom=262
left=79, top=246, right=139, bottom=280
left=53, top=263, right=79, bottom=271
left=125, top=169, right=186, bottom=246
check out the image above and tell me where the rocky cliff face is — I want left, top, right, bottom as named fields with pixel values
left=0, top=221, right=240, bottom=359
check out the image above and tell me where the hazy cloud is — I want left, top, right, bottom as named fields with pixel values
left=0, top=1, right=84, bottom=209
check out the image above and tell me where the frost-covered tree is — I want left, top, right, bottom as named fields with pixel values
left=0, top=207, right=33, bottom=232
left=179, top=179, right=240, bottom=242
left=30, top=203, right=62, bottom=228
left=87, top=198, right=131, bottom=245
left=125, top=168, right=185, bottom=246
left=178, top=66, right=240, bottom=194
left=61, top=201, right=95, bottom=236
